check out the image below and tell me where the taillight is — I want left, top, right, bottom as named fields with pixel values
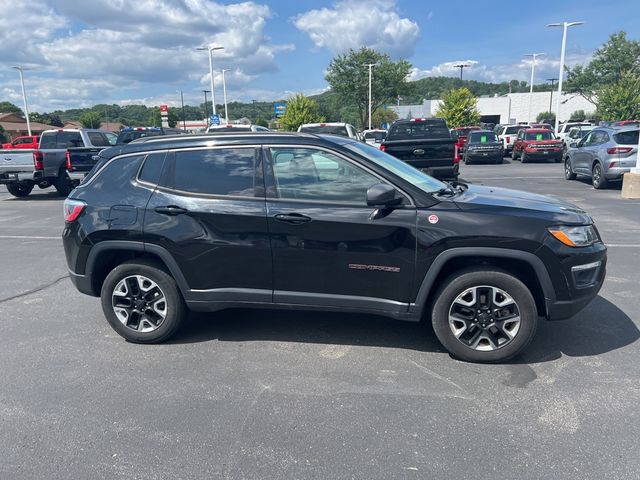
left=379, top=144, right=386, bottom=152
left=33, top=151, right=44, bottom=170
left=63, top=198, right=86, bottom=222
left=506, top=136, right=511, bottom=144
left=454, top=144, right=460, bottom=164
left=65, top=151, right=72, bottom=171
left=607, top=147, right=633, bottom=154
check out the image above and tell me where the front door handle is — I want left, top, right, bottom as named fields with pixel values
left=274, top=213, right=312, bottom=225
left=155, top=205, right=188, bottom=216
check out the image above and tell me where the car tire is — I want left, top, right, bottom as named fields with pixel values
left=431, top=268, right=538, bottom=363
left=511, top=149, right=517, bottom=161
left=101, top=260, right=186, bottom=343
left=564, top=158, right=577, bottom=180
left=54, top=169, right=74, bottom=196
left=521, top=152, right=528, bottom=164
left=495, top=157, right=502, bottom=165
left=592, top=162, right=608, bottom=189
left=465, top=156, right=472, bottom=165
left=6, top=182, right=34, bottom=198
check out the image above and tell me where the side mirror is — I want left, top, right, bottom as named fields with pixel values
left=366, top=183, right=402, bottom=207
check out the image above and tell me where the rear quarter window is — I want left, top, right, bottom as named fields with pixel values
left=613, top=130, right=639, bottom=145
left=87, top=155, right=145, bottom=192
left=138, top=152, right=167, bottom=185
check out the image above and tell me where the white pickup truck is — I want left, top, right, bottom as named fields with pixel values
left=0, top=128, right=115, bottom=197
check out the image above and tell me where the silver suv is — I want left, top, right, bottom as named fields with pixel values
left=564, top=127, right=639, bottom=189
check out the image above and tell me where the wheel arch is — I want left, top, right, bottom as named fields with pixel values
left=410, top=247, right=555, bottom=320
left=86, top=241, right=189, bottom=297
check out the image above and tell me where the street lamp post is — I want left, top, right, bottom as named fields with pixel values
left=221, top=69, right=230, bottom=125
left=12, top=66, right=32, bottom=136
left=546, top=78, right=558, bottom=117
left=178, top=90, right=186, bottom=130
left=524, top=53, right=545, bottom=124
left=547, top=21, right=584, bottom=133
left=202, top=90, right=210, bottom=124
left=453, top=63, right=471, bottom=81
left=364, top=63, right=377, bottom=130
left=197, top=45, right=224, bottom=116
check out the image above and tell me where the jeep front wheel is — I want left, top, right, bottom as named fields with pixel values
left=431, top=269, right=538, bottom=363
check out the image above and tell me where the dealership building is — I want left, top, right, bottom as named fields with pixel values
left=389, top=91, right=595, bottom=125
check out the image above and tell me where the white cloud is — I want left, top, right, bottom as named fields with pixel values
left=0, top=0, right=293, bottom=111
left=293, top=0, right=420, bottom=57
left=408, top=52, right=592, bottom=85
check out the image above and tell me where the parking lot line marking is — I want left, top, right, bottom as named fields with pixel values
left=0, top=235, right=60, bottom=240
left=468, top=176, right=562, bottom=180
left=606, top=244, right=640, bottom=248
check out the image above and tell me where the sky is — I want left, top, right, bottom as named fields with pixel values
left=0, top=0, right=639, bottom=113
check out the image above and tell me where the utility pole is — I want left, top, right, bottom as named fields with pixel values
left=453, top=63, right=471, bottom=81
left=364, top=63, right=377, bottom=130
left=12, top=66, right=32, bottom=136
left=546, top=78, right=557, bottom=117
left=178, top=90, right=186, bottom=130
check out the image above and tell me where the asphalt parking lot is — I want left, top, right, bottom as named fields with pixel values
left=1, top=160, right=639, bottom=480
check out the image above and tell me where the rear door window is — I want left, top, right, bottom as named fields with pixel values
left=167, top=147, right=259, bottom=197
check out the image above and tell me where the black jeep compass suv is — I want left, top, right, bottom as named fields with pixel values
left=62, top=132, right=606, bottom=362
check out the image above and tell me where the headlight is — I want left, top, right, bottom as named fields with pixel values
left=548, top=225, right=599, bottom=247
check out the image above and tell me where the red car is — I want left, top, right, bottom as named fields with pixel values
left=2, top=135, right=39, bottom=149
left=511, top=128, right=563, bottom=163
left=451, top=126, right=481, bottom=155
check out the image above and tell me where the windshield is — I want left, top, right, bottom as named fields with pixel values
left=364, top=131, right=386, bottom=141
left=343, top=141, right=446, bottom=194
left=300, top=125, right=349, bottom=137
left=525, top=131, right=554, bottom=141
left=468, top=132, right=499, bottom=143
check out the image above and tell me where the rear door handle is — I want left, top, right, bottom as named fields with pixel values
left=274, top=213, right=312, bottom=225
left=155, top=205, right=188, bottom=216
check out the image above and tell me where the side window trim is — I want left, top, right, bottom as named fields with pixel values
left=262, top=144, right=413, bottom=207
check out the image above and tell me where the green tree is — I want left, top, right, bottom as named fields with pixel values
left=79, top=111, right=102, bottom=129
left=254, top=115, right=269, bottom=127
left=0, top=101, right=24, bottom=116
left=325, top=47, right=412, bottom=129
left=569, top=110, right=587, bottom=121
left=596, top=70, right=640, bottom=121
left=371, top=107, right=398, bottom=128
left=536, top=111, right=556, bottom=124
left=566, top=31, right=640, bottom=106
left=29, top=112, right=63, bottom=127
left=279, top=93, right=323, bottom=131
left=0, top=125, right=8, bottom=143
left=434, top=88, right=480, bottom=128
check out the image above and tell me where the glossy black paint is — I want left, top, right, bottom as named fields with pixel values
left=62, top=132, right=607, bottom=323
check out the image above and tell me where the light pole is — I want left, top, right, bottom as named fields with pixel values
left=197, top=45, right=224, bottom=116
left=12, top=66, right=32, bottom=136
left=364, top=63, right=377, bottom=130
left=524, top=53, right=545, bottom=124
left=177, top=90, right=186, bottom=130
left=546, top=78, right=558, bottom=117
left=547, top=21, right=584, bottom=133
left=221, top=69, right=230, bottom=125
left=202, top=90, right=210, bottom=124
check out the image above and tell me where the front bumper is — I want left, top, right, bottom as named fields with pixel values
left=524, top=149, right=563, bottom=161
left=466, top=151, right=503, bottom=162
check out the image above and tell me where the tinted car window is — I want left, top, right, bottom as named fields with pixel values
left=614, top=130, right=639, bottom=145
left=87, top=132, right=112, bottom=147
left=138, top=152, right=167, bottom=185
left=170, top=148, right=257, bottom=196
left=58, top=132, right=83, bottom=148
left=299, top=125, right=349, bottom=137
left=505, top=126, right=525, bottom=135
left=364, top=131, right=386, bottom=142
left=270, top=147, right=379, bottom=204
left=90, top=155, right=145, bottom=193
left=468, top=132, right=499, bottom=143
left=39, top=133, right=57, bottom=149
left=388, top=120, right=450, bottom=139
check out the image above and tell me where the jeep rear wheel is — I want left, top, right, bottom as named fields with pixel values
left=431, top=269, right=538, bottom=363
left=101, top=260, right=186, bottom=343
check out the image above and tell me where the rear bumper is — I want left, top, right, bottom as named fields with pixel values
left=418, top=164, right=459, bottom=179
left=604, top=166, right=632, bottom=180
left=68, top=171, right=86, bottom=182
left=0, top=170, right=39, bottom=183
left=68, top=269, right=96, bottom=297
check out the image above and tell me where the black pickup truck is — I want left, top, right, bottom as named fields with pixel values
left=380, top=118, right=458, bottom=180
